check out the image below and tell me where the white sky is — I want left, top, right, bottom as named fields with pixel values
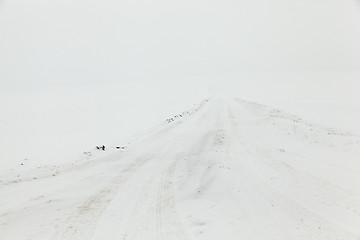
left=1, top=0, right=360, bottom=166
left=1, top=0, right=360, bottom=90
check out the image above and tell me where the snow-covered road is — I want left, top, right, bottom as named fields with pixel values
left=1, top=98, right=360, bottom=240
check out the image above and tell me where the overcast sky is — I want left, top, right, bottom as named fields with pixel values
left=1, top=0, right=360, bottom=94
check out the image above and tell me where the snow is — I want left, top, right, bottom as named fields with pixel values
left=1, top=98, right=360, bottom=240
left=0, top=83, right=208, bottom=175
left=1, top=0, right=360, bottom=238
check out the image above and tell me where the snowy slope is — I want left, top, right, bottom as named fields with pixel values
left=1, top=98, right=360, bottom=240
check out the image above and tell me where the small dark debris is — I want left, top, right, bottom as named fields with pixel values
left=96, top=145, right=106, bottom=151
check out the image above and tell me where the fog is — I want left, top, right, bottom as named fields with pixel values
left=1, top=0, right=360, bottom=166
left=2, top=0, right=360, bottom=88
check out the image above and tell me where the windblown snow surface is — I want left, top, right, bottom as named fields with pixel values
left=1, top=98, right=360, bottom=240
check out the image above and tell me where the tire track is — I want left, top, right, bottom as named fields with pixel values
left=155, top=159, right=191, bottom=240
left=55, top=155, right=154, bottom=240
